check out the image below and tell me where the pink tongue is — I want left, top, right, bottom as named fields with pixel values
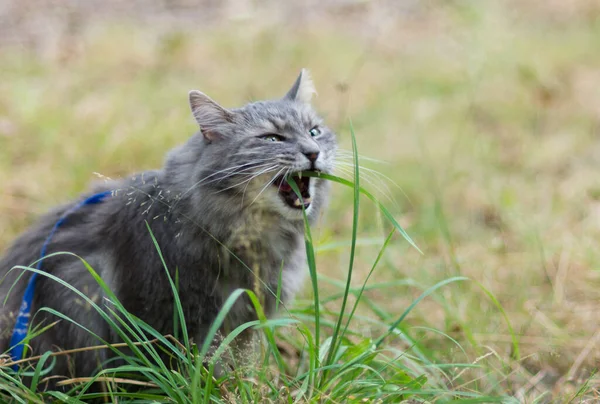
left=279, top=182, right=292, bottom=192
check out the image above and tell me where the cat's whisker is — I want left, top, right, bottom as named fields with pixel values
left=230, top=150, right=269, bottom=158
left=333, top=165, right=396, bottom=206
left=229, top=167, right=277, bottom=194
left=201, top=159, right=274, bottom=181
left=215, top=165, right=281, bottom=195
left=195, top=162, right=258, bottom=182
left=280, top=168, right=292, bottom=191
left=277, top=167, right=292, bottom=193
left=249, top=167, right=287, bottom=207
left=240, top=165, right=284, bottom=204
left=199, top=163, right=276, bottom=187
left=334, top=161, right=411, bottom=205
left=249, top=166, right=294, bottom=208
left=335, top=149, right=389, bottom=165
left=172, top=161, right=273, bottom=206
left=333, top=158, right=389, bottom=169
left=176, top=161, right=275, bottom=201
left=239, top=163, right=288, bottom=203
left=334, top=164, right=386, bottom=190
left=334, top=162, right=401, bottom=188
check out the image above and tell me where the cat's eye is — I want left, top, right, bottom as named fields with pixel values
left=260, top=134, right=284, bottom=142
left=309, top=126, right=321, bottom=137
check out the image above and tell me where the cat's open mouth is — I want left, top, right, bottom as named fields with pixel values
left=273, top=171, right=317, bottom=210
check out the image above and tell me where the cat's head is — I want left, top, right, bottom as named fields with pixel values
left=186, top=69, right=336, bottom=222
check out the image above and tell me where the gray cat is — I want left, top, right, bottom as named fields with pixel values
left=0, top=69, right=336, bottom=383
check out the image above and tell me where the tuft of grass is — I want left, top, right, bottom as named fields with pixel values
left=1, top=128, right=520, bottom=403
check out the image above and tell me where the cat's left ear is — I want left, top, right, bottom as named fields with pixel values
left=284, top=68, right=317, bottom=104
left=189, top=90, right=233, bottom=142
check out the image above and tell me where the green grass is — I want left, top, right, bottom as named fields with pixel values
left=0, top=161, right=514, bottom=403
left=1, top=1, right=600, bottom=401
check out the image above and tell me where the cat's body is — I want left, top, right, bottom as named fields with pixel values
left=0, top=70, right=336, bottom=382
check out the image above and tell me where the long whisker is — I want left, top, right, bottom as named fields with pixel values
left=201, top=160, right=274, bottom=182
left=334, top=161, right=412, bottom=205
left=175, top=161, right=274, bottom=201
left=334, top=162, right=401, bottom=189
left=215, top=165, right=281, bottom=195
left=240, top=165, right=284, bottom=204
left=334, top=165, right=397, bottom=207
left=230, top=150, right=268, bottom=157
left=199, top=163, right=276, bottom=187
left=249, top=167, right=287, bottom=207
left=335, top=149, right=389, bottom=165
left=240, top=164, right=287, bottom=204
left=277, top=167, right=292, bottom=194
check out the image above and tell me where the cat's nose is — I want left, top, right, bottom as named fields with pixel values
left=304, top=151, right=320, bottom=164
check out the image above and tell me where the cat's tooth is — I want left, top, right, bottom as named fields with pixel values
left=298, top=172, right=302, bottom=179
left=294, top=199, right=302, bottom=207
left=305, top=197, right=312, bottom=204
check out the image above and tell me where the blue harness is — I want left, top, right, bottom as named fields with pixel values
left=8, top=190, right=112, bottom=370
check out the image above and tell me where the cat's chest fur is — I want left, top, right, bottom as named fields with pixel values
left=105, top=183, right=305, bottom=340
left=225, top=209, right=303, bottom=291
left=212, top=209, right=304, bottom=331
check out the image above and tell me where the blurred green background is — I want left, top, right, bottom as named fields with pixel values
left=1, top=0, right=599, bottom=399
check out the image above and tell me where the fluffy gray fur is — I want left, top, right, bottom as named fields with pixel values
left=0, top=69, right=336, bottom=383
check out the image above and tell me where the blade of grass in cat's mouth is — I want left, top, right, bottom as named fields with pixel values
left=274, top=171, right=319, bottom=209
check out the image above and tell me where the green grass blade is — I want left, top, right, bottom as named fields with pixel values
left=472, top=281, right=520, bottom=360
left=190, top=287, right=246, bottom=400
left=376, top=276, right=469, bottom=347
left=339, top=229, right=395, bottom=351
left=28, top=351, right=53, bottom=392
left=323, top=120, right=361, bottom=377
left=144, top=221, right=191, bottom=358
left=298, top=171, right=421, bottom=253
left=287, top=176, right=320, bottom=393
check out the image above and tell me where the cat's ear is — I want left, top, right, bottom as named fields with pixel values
left=284, top=69, right=316, bottom=104
left=189, top=90, right=232, bottom=141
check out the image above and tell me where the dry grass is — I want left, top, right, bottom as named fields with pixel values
left=1, top=0, right=599, bottom=401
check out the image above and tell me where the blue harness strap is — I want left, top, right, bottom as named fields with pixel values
left=8, top=190, right=112, bottom=370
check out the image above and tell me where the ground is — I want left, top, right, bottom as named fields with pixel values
left=0, top=1, right=599, bottom=401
